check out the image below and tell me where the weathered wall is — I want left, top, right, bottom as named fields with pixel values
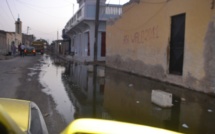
left=0, top=32, right=7, bottom=55
left=6, top=33, right=15, bottom=53
left=106, top=0, right=215, bottom=93
left=14, top=33, right=22, bottom=47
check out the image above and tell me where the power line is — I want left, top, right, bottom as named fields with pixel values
left=31, top=28, right=56, bottom=35
left=15, top=0, right=69, bottom=19
left=122, top=0, right=170, bottom=14
left=110, top=1, right=168, bottom=33
left=140, top=0, right=169, bottom=4
left=0, top=1, right=14, bottom=27
left=15, top=0, right=73, bottom=9
left=12, top=0, right=19, bottom=15
left=6, top=0, right=16, bottom=21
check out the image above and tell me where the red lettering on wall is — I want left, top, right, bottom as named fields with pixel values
left=123, top=35, right=130, bottom=44
left=123, top=25, right=159, bottom=45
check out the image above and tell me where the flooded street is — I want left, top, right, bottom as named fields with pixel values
left=38, top=55, right=75, bottom=124
left=39, top=55, right=215, bottom=134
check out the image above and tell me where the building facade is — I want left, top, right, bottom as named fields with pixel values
left=0, top=18, right=22, bottom=55
left=64, top=0, right=122, bottom=62
left=52, top=40, right=70, bottom=55
left=22, top=34, right=35, bottom=46
left=0, top=31, right=7, bottom=55
left=14, top=18, right=22, bottom=47
left=106, top=0, right=215, bottom=93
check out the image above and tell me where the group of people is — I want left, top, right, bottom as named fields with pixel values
left=10, top=42, right=26, bottom=57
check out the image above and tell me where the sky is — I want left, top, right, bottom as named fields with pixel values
left=0, top=0, right=129, bottom=43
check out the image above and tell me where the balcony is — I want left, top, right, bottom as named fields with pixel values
left=65, top=4, right=122, bottom=33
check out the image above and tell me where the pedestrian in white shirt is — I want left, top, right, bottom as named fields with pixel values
left=20, top=43, right=25, bottom=57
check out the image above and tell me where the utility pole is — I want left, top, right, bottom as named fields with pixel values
left=73, top=4, right=75, bottom=16
left=94, top=0, right=100, bottom=62
left=57, top=31, right=59, bottom=40
left=27, top=26, right=30, bottom=35
left=93, top=0, right=100, bottom=118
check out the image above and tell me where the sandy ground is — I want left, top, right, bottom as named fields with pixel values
left=0, top=55, right=67, bottom=134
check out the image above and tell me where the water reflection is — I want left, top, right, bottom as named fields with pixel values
left=63, top=61, right=215, bottom=134
left=39, top=55, right=75, bottom=123
left=62, top=62, right=105, bottom=118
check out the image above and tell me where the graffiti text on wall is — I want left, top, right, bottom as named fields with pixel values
left=123, top=26, right=159, bottom=45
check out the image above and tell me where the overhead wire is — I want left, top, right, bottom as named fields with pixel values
left=15, top=0, right=71, bottom=19
left=11, top=2, right=60, bottom=39
left=6, top=0, right=16, bottom=21
left=109, top=0, right=171, bottom=33
left=140, top=0, right=169, bottom=4
left=0, top=1, right=15, bottom=29
left=31, top=28, right=56, bottom=35
left=26, top=28, right=56, bottom=41
left=123, top=0, right=170, bottom=14
left=12, top=0, right=19, bottom=16
left=15, top=0, right=73, bottom=9
left=2, top=0, right=62, bottom=41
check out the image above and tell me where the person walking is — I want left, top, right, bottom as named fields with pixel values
left=20, top=43, right=25, bottom=57
left=11, top=41, right=16, bottom=56
left=18, top=43, right=21, bottom=56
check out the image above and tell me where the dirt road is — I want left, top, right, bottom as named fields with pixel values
left=0, top=55, right=67, bottom=134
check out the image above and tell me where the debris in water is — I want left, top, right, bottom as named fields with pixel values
left=151, top=90, right=173, bottom=108
left=128, top=84, right=133, bottom=87
left=136, top=101, right=140, bottom=103
left=208, top=109, right=213, bottom=113
left=182, top=124, right=189, bottom=128
left=44, top=113, right=50, bottom=117
left=181, top=98, right=186, bottom=101
left=154, top=107, right=162, bottom=111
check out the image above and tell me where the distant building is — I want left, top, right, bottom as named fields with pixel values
left=22, top=34, right=35, bottom=46
left=52, top=40, right=69, bottom=55
left=63, top=0, right=122, bottom=62
left=0, top=30, right=7, bottom=55
left=106, top=0, right=215, bottom=93
left=14, top=18, right=22, bottom=47
left=0, top=18, right=22, bottom=55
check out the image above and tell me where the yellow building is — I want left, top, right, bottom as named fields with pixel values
left=106, top=0, right=215, bottom=93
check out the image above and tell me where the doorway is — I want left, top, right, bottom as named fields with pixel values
left=101, top=32, right=106, bottom=57
left=169, top=13, right=186, bottom=75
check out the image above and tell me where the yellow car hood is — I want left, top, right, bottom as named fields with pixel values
left=0, top=98, right=30, bottom=132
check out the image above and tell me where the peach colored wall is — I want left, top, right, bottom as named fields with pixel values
left=106, top=0, right=215, bottom=93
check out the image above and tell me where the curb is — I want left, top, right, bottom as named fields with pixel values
left=0, top=55, right=15, bottom=60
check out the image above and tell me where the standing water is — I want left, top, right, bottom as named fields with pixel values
left=39, top=55, right=75, bottom=124
left=38, top=55, right=215, bottom=134
left=62, top=59, right=215, bottom=134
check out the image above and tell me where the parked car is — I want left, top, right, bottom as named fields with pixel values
left=24, top=46, right=36, bottom=56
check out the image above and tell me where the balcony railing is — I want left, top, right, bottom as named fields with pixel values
left=65, top=4, right=122, bottom=33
